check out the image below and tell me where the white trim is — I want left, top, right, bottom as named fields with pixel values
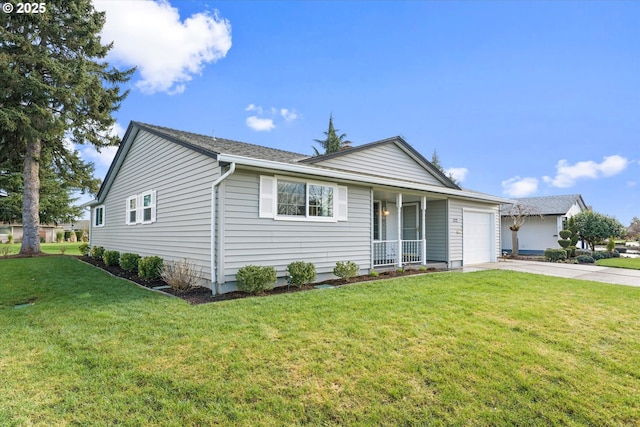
left=93, top=205, right=105, bottom=228
left=126, top=195, right=137, bottom=225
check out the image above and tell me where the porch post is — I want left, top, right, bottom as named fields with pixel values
left=396, top=193, right=403, bottom=268
left=421, top=196, right=427, bottom=265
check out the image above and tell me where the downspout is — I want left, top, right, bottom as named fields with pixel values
left=211, top=162, right=236, bottom=295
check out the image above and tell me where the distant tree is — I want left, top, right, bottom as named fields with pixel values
left=627, top=217, right=640, bottom=239
left=573, top=211, right=626, bottom=251
left=312, top=114, right=347, bottom=155
left=0, top=1, right=134, bottom=254
left=431, top=149, right=460, bottom=186
left=503, top=203, right=542, bottom=257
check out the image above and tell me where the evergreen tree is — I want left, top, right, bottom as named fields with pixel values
left=313, top=114, right=347, bottom=155
left=431, top=149, right=460, bottom=186
left=0, top=1, right=134, bottom=254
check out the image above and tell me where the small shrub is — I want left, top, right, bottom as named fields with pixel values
left=7, top=233, right=13, bottom=244
left=236, top=265, right=277, bottom=294
left=78, top=243, right=90, bottom=256
left=287, top=261, right=316, bottom=287
left=56, top=231, right=64, bottom=243
left=1, top=246, right=10, bottom=258
left=74, top=231, right=83, bottom=242
left=576, top=255, right=595, bottom=264
left=138, top=256, right=164, bottom=280
left=575, top=249, right=592, bottom=257
left=544, top=248, right=567, bottom=262
left=120, top=253, right=141, bottom=272
left=161, top=259, right=203, bottom=293
left=103, top=250, right=120, bottom=266
left=59, top=246, right=67, bottom=255
left=559, top=230, right=572, bottom=239
left=63, top=231, right=71, bottom=241
left=397, top=268, right=405, bottom=274
left=419, top=266, right=427, bottom=271
left=90, top=246, right=105, bottom=260
left=592, top=252, right=606, bottom=261
left=607, top=237, right=616, bottom=253
left=369, top=270, right=379, bottom=277
left=333, top=261, right=359, bottom=281
left=610, top=250, right=620, bottom=258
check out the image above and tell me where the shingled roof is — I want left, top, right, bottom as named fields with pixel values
left=135, top=122, right=310, bottom=164
left=501, top=194, right=587, bottom=216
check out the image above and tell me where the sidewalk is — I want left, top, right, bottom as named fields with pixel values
left=462, top=259, right=640, bottom=287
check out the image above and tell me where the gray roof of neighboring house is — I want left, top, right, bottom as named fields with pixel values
left=501, top=194, right=587, bottom=216
left=135, top=122, right=309, bottom=164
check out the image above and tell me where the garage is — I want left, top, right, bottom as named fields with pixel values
left=463, top=210, right=494, bottom=265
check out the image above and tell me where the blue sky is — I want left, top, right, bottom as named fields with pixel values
left=85, top=0, right=639, bottom=226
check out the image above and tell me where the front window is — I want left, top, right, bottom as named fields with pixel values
left=277, top=180, right=334, bottom=219
left=127, top=197, right=137, bottom=225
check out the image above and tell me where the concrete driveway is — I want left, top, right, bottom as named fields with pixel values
left=463, top=259, right=640, bottom=287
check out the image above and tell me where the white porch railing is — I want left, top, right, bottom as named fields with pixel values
left=372, top=240, right=424, bottom=266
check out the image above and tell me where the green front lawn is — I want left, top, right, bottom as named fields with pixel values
left=596, top=257, right=640, bottom=270
left=2, top=242, right=82, bottom=256
left=1, top=257, right=639, bottom=425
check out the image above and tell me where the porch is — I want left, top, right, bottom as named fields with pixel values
left=371, top=190, right=448, bottom=269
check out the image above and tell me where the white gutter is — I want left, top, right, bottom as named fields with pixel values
left=216, top=153, right=512, bottom=204
left=211, top=162, right=236, bottom=295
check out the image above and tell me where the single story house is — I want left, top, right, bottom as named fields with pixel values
left=0, top=223, right=63, bottom=243
left=88, top=121, right=510, bottom=294
left=501, top=194, right=588, bottom=255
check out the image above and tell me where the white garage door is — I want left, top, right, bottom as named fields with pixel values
left=463, top=211, right=493, bottom=265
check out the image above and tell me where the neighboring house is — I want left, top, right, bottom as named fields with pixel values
left=0, top=223, right=63, bottom=243
left=501, top=194, right=588, bottom=255
left=87, top=121, right=510, bottom=294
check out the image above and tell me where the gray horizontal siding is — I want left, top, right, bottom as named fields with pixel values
left=221, top=170, right=371, bottom=282
left=91, top=130, right=220, bottom=283
left=313, top=143, right=444, bottom=186
left=426, top=200, right=448, bottom=262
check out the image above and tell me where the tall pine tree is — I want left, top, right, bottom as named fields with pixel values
left=0, top=1, right=133, bottom=254
left=313, top=114, right=348, bottom=155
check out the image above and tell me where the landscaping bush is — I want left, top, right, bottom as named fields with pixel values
left=369, top=270, right=379, bottom=277
left=7, top=233, right=13, bottom=244
left=138, top=256, right=164, bottom=280
left=610, top=250, right=620, bottom=258
left=78, top=243, right=90, bottom=256
left=90, top=246, right=105, bottom=260
left=592, top=252, right=606, bottom=261
left=64, top=231, right=71, bottom=241
left=56, top=231, right=64, bottom=243
left=576, top=255, right=595, bottom=264
left=236, top=265, right=277, bottom=294
left=333, top=261, right=359, bottom=281
left=119, top=253, right=141, bottom=272
left=607, top=237, right=616, bottom=253
left=103, top=250, right=120, bottom=267
left=544, top=248, right=567, bottom=262
left=161, top=259, right=203, bottom=292
left=575, top=249, right=592, bottom=257
left=287, top=261, right=316, bottom=286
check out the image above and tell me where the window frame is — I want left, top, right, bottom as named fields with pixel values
left=125, top=190, right=157, bottom=225
left=140, top=190, right=156, bottom=224
left=94, top=205, right=105, bottom=228
left=269, top=175, right=344, bottom=223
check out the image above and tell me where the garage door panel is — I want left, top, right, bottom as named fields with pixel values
left=463, top=211, right=493, bottom=265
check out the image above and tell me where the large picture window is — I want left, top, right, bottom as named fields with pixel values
left=260, top=175, right=347, bottom=222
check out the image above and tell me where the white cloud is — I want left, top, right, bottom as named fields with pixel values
left=245, top=104, right=261, bottom=113
left=95, top=0, right=232, bottom=95
left=246, top=116, right=275, bottom=132
left=445, top=167, right=468, bottom=183
left=502, top=176, right=539, bottom=197
left=543, top=155, right=628, bottom=188
left=280, top=108, right=298, bottom=122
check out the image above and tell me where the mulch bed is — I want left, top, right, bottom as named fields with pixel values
left=76, top=256, right=443, bottom=305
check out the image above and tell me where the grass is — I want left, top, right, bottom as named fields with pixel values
left=1, top=257, right=639, bottom=426
left=596, top=257, right=640, bottom=270
left=2, top=242, right=83, bottom=256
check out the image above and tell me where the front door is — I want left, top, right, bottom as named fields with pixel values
left=402, top=203, right=419, bottom=240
